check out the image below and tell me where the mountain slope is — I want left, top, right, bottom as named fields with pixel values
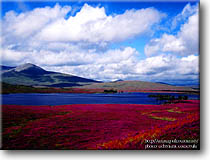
left=79, top=80, right=197, bottom=92
left=1, top=63, right=100, bottom=87
left=1, top=65, right=15, bottom=72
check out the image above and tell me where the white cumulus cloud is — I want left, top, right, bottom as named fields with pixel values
left=2, top=4, right=71, bottom=44
left=144, top=4, right=199, bottom=57
left=0, top=3, right=199, bottom=84
left=171, top=3, right=198, bottom=30
left=35, top=4, right=164, bottom=43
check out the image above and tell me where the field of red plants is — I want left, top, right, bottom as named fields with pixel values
left=2, top=100, right=199, bottom=150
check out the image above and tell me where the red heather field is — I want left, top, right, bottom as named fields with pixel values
left=2, top=100, right=199, bottom=150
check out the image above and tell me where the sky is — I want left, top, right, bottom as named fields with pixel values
left=0, top=0, right=199, bottom=85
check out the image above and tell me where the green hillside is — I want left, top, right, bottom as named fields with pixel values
left=1, top=63, right=100, bottom=87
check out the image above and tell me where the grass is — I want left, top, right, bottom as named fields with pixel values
left=148, top=115, right=176, bottom=121
left=2, top=100, right=199, bottom=150
left=167, top=107, right=183, bottom=113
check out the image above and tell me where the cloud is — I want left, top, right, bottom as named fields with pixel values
left=134, top=54, right=199, bottom=82
left=39, top=47, right=139, bottom=81
left=42, top=54, right=198, bottom=83
left=1, top=3, right=163, bottom=71
left=136, top=54, right=198, bottom=75
left=144, top=4, right=198, bottom=57
left=1, top=3, right=164, bottom=66
left=2, top=4, right=71, bottom=44
left=34, top=4, right=164, bottom=44
left=144, top=34, right=186, bottom=57
left=1, top=45, right=139, bottom=80
left=2, top=3, right=164, bottom=47
left=171, top=3, right=198, bottom=30
left=1, top=45, right=199, bottom=83
left=1, top=48, right=29, bottom=66
left=1, top=3, right=199, bottom=84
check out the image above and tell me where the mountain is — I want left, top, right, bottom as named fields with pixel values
left=113, top=79, right=124, bottom=82
left=1, top=63, right=101, bottom=87
left=1, top=65, right=15, bottom=72
left=79, top=80, right=197, bottom=92
left=155, top=82, right=173, bottom=86
left=1, top=63, right=198, bottom=93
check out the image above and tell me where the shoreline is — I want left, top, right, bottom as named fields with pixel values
left=2, top=99, right=200, bottom=106
left=2, top=99, right=200, bottom=107
left=2, top=89, right=199, bottom=95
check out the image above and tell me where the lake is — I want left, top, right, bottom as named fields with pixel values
left=2, top=93, right=199, bottom=106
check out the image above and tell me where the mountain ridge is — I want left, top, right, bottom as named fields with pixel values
left=78, top=80, right=197, bottom=92
left=1, top=63, right=101, bottom=87
left=1, top=63, right=198, bottom=92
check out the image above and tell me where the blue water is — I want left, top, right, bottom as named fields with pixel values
left=1, top=93, right=199, bottom=106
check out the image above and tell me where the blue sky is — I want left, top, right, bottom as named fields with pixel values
left=0, top=0, right=199, bottom=85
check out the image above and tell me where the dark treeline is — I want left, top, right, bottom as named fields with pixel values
left=148, top=94, right=188, bottom=101
left=103, top=89, right=118, bottom=93
left=1, top=82, right=80, bottom=94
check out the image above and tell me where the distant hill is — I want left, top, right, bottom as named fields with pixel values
left=79, top=80, right=197, bottom=93
left=1, top=82, right=104, bottom=94
left=156, top=82, right=173, bottom=86
left=113, top=79, right=124, bottom=82
left=0, top=63, right=198, bottom=93
left=1, top=63, right=101, bottom=87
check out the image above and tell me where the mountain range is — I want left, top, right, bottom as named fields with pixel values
left=78, top=80, right=196, bottom=92
left=1, top=63, right=198, bottom=93
left=1, top=63, right=100, bottom=87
